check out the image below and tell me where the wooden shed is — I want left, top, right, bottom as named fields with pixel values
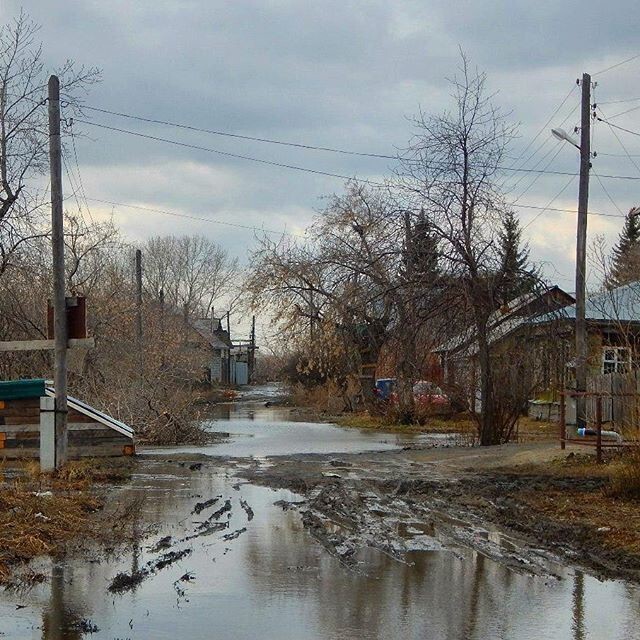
left=0, top=379, right=135, bottom=459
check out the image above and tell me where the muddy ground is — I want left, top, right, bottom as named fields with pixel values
left=223, top=442, right=640, bottom=583
left=4, top=440, right=639, bottom=591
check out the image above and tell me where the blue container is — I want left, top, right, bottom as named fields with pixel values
left=375, top=378, right=396, bottom=400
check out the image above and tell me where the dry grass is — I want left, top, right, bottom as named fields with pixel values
left=338, top=412, right=477, bottom=438
left=493, top=450, right=640, bottom=558
left=513, top=417, right=559, bottom=443
left=523, top=488, right=640, bottom=555
left=0, top=458, right=137, bottom=585
left=607, top=448, right=640, bottom=499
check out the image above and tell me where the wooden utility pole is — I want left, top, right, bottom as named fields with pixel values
left=48, top=75, right=68, bottom=468
left=249, top=315, right=256, bottom=383
left=135, top=249, right=143, bottom=377
left=575, top=73, right=591, bottom=431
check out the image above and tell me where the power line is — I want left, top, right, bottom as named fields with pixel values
left=598, top=96, right=640, bottom=105
left=593, top=53, right=640, bottom=76
left=606, top=104, right=640, bottom=119
left=514, top=201, right=621, bottom=218
left=81, top=104, right=397, bottom=160
left=593, top=172, right=625, bottom=216
left=597, top=152, right=640, bottom=158
left=76, top=118, right=640, bottom=181
left=596, top=116, right=640, bottom=138
left=522, top=176, right=577, bottom=230
left=83, top=197, right=306, bottom=237
left=508, top=85, right=576, bottom=169
left=84, top=193, right=623, bottom=235
left=500, top=94, right=578, bottom=193
left=510, top=141, right=565, bottom=202
left=76, top=119, right=389, bottom=187
left=597, top=107, right=640, bottom=176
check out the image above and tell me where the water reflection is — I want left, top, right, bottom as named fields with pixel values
left=42, top=565, right=84, bottom=640
left=3, top=464, right=640, bottom=638
left=145, top=403, right=419, bottom=457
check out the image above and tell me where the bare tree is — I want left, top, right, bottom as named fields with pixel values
left=246, top=183, right=458, bottom=418
left=142, top=234, right=238, bottom=319
left=398, top=56, right=525, bottom=444
left=0, top=10, right=99, bottom=277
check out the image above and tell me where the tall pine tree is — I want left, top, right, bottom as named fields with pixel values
left=608, top=208, right=640, bottom=287
left=497, top=210, right=538, bottom=303
left=410, top=210, right=440, bottom=279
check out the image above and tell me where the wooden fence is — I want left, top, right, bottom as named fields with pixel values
left=586, top=371, right=640, bottom=431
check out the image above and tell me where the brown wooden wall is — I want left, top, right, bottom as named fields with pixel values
left=0, top=397, right=134, bottom=459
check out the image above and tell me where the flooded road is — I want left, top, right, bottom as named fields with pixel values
left=2, top=398, right=640, bottom=639
left=146, top=401, right=445, bottom=457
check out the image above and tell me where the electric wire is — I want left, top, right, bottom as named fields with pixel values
left=75, top=118, right=640, bottom=181
left=522, top=175, right=577, bottom=230
left=81, top=104, right=397, bottom=160
left=595, top=117, right=640, bottom=139
left=500, top=94, right=578, bottom=193
left=510, top=141, right=565, bottom=203
left=84, top=197, right=306, bottom=237
left=68, top=121, right=97, bottom=224
left=75, top=119, right=389, bottom=187
left=593, top=53, right=640, bottom=76
left=597, top=107, right=640, bottom=176
left=598, top=96, right=640, bottom=105
left=506, top=85, right=576, bottom=169
left=606, top=104, right=640, bottom=119
left=593, top=172, right=625, bottom=216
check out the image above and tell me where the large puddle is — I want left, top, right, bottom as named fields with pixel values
left=2, top=396, right=640, bottom=639
left=144, top=401, right=451, bottom=458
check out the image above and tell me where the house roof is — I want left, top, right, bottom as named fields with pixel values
left=191, top=318, right=233, bottom=349
left=532, top=282, right=640, bottom=325
left=436, top=286, right=574, bottom=355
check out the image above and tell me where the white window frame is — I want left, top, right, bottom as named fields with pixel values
left=601, top=346, right=632, bottom=374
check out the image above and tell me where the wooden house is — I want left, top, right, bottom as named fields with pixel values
left=0, top=379, right=135, bottom=459
left=435, top=282, right=640, bottom=417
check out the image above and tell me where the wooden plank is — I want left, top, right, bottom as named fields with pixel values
left=4, top=431, right=40, bottom=441
left=0, top=337, right=95, bottom=352
left=67, top=412, right=100, bottom=424
left=68, top=423, right=114, bottom=432
left=0, top=423, right=39, bottom=434
left=3, top=416, right=42, bottom=425
left=0, top=398, right=40, bottom=410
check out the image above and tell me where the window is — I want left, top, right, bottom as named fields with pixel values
left=602, top=347, right=631, bottom=374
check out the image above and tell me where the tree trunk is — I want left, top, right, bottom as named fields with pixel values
left=395, top=320, right=416, bottom=423
left=476, top=322, right=497, bottom=446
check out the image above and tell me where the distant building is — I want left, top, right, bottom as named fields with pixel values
left=191, top=318, right=234, bottom=384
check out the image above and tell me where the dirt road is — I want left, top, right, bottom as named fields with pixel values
left=234, top=442, right=640, bottom=583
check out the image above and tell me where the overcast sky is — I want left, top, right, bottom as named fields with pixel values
left=3, top=1, right=640, bottom=334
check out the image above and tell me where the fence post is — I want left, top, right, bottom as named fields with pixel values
left=596, top=395, right=603, bottom=464
left=40, top=396, right=56, bottom=472
left=560, top=391, right=566, bottom=450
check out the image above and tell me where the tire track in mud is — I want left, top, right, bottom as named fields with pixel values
left=108, top=491, right=256, bottom=594
left=242, top=458, right=566, bottom=580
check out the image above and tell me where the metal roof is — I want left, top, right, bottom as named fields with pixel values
left=436, top=286, right=573, bottom=354
left=191, top=318, right=233, bottom=349
left=533, top=282, right=640, bottom=324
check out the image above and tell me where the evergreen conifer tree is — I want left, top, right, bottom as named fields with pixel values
left=609, top=208, right=640, bottom=287
left=497, top=210, right=538, bottom=303
left=410, top=210, right=439, bottom=279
